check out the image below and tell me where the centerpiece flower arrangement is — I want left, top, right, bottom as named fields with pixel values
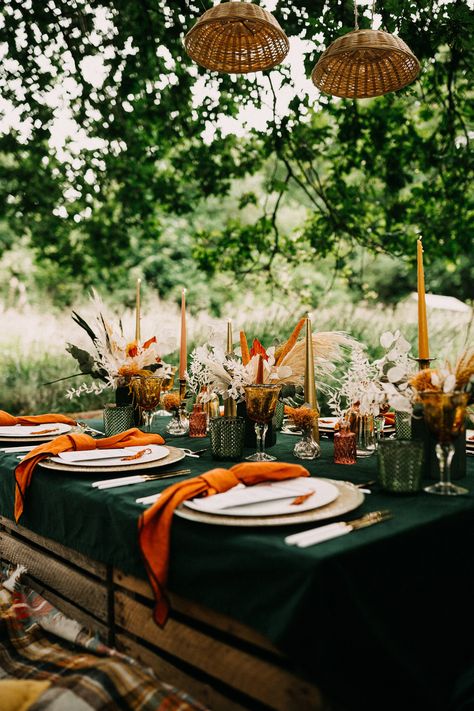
left=328, top=331, right=416, bottom=418
left=188, top=318, right=354, bottom=402
left=409, top=348, right=474, bottom=402
left=64, top=294, right=171, bottom=400
left=327, top=331, right=415, bottom=453
left=373, top=333, right=474, bottom=415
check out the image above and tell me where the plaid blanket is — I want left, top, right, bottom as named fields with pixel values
left=0, top=564, right=207, bottom=710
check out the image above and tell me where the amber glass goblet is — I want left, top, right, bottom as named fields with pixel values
left=129, top=374, right=163, bottom=432
left=244, top=384, right=281, bottom=462
left=420, top=391, right=469, bottom=496
left=155, top=366, right=177, bottom=417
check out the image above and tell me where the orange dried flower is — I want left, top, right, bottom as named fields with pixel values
left=142, top=336, right=157, bottom=350
left=286, top=406, right=317, bottom=430
left=163, top=393, right=181, bottom=411
left=118, top=363, right=140, bottom=377
left=409, top=369, right=440, bottom=392
left=249, top=338, right=269, bottom=361
left=126, top=341, right=138, bottom=358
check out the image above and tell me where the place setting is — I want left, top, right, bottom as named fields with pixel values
left=39, top=443, right=186, bottom=474
left=173, top=476, right=366, bottom=528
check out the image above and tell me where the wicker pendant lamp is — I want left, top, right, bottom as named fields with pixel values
left=311, top=1, right=420, bottom=98
left=184, top=2, right=289, bottom=74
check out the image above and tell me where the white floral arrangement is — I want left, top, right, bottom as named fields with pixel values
left=328, top=330, right=417, bottom=418
left=64, top=293, right=171, bottom=399
left=375, top=330, right=417, bottom=413
left=189, top=322, right=355, bottom=404
left=188, top=343, right=292, bottom=404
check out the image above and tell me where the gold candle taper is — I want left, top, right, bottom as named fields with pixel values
left=135, top=278, right=141, bottom=343
left=224, top=319, right=237, bottom=417
left=304, top=314, right=320, bottom=443
left=417, top=238, right=430, bottom=361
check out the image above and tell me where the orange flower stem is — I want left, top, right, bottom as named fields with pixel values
left=240, top=330, right=250, bottom=366
left=275, top=317, right=306, bottom=366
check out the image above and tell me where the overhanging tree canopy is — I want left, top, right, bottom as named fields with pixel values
left=0, top=0, right=472, bottom=294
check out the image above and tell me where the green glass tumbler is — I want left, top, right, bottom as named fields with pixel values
left=103, top=404, right=134, bottom=437
left=377, top=439, right=424, bottom=494
left=395, top=411, right=412, bottom=440
left=209, top=416, right=245, bottom=461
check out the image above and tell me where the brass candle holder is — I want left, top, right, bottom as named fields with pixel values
left=411, top=356, right=436, bottom=371
left=304, top=315, right=320, bottom=443
left=179, top=378, right=187, bottom=402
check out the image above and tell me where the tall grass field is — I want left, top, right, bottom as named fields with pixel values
left=0, top=296, right=471, bottom=416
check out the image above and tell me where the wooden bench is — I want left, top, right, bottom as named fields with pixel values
left=0, top=515, right=330, bottom=711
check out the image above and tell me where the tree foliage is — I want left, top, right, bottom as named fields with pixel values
left=0, top=0, right=472, bottom=299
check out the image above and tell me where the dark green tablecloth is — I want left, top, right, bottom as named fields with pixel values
left=1, top=420, right=473, bottom=711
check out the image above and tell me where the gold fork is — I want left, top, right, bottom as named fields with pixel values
left=346, top=510, right=392, bottom=530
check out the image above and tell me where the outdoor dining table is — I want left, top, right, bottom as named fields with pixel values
left=0, top=419, right=473, bottom=711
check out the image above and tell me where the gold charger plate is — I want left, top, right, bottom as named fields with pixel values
left=174, top=478, right=364, bottom=527
left=39, top=445, right=185, bottom=474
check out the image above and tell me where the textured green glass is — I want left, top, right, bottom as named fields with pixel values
left=395, top=411, right=412, bottom=440
left=273, top=401, right=285, bottom=430
left=209, top=416, right=245, bottom=461
left=103, top=404, right=134, bottom=437
left=378, top=439, right=424, bottom=493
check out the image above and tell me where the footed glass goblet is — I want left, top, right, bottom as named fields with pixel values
left=129, top=374, right=163, bottom=432
left=244, top=384, right=281, bottom=462
left=421, top=391, right=469, bottom=496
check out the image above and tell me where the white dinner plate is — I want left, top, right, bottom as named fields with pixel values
left=184, top=477, right=339, bottom=517
left=0, top=423, right=72, bottom=439
left=318, top=417, right=394, bottom=431
left=317, top=417, right=340, bottom=428
left=175, top=479, right=364, bottom=527
left=50, top=444, right=169, bottom=468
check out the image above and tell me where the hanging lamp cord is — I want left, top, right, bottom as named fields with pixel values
left=354, top=0, right=377, bottom=31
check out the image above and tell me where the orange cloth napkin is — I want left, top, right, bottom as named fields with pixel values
left=15, top=428, right=165, bottom=522
left=138, top=461, right=309, bottom=626
left=0, top=411, right=76, bottom=426
left=384, top=413, right=395, bottom=426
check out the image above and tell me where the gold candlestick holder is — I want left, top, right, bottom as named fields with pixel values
left=179, top=378, right=187, bottom=402
left=411, top=356, right=436, bottom=371
left=304, top=315, right=320, bottom=444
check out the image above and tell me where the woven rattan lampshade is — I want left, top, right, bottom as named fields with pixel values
left=184, top=2, right=289, bottom=74
left=311, top=29, right=420, bottom=98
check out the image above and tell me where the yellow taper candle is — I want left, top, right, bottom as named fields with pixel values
left=179, top=288, right=187, bottom=380
left=226, top=319, right=233, bottom=355
left=304, top=314, right=320, bottom=444
left=224, top=319, right=237, bottom=416
left=417, top=238, right=430, bottom=359
left=135, top=278, right=141, bottom=343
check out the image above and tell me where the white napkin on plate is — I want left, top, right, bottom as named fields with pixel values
left=188, top=477, right=315, bottom=513
left=57, top=448, right=141, bottom=462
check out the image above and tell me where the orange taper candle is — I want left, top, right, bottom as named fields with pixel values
left=135, top=278, right=141, bottom=343
left=179, top=288, right=187, bottom=379
left=417, top=238, right=430, bottom=359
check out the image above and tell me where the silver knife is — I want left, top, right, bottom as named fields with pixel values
left=0, top=445, right=37, bottom=453
left=93, top=469, right=191, bottom=489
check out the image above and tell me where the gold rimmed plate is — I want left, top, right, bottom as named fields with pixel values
left=174, top=478, right=364, bottom=527
left=39, top=445, right=185, bottom=474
